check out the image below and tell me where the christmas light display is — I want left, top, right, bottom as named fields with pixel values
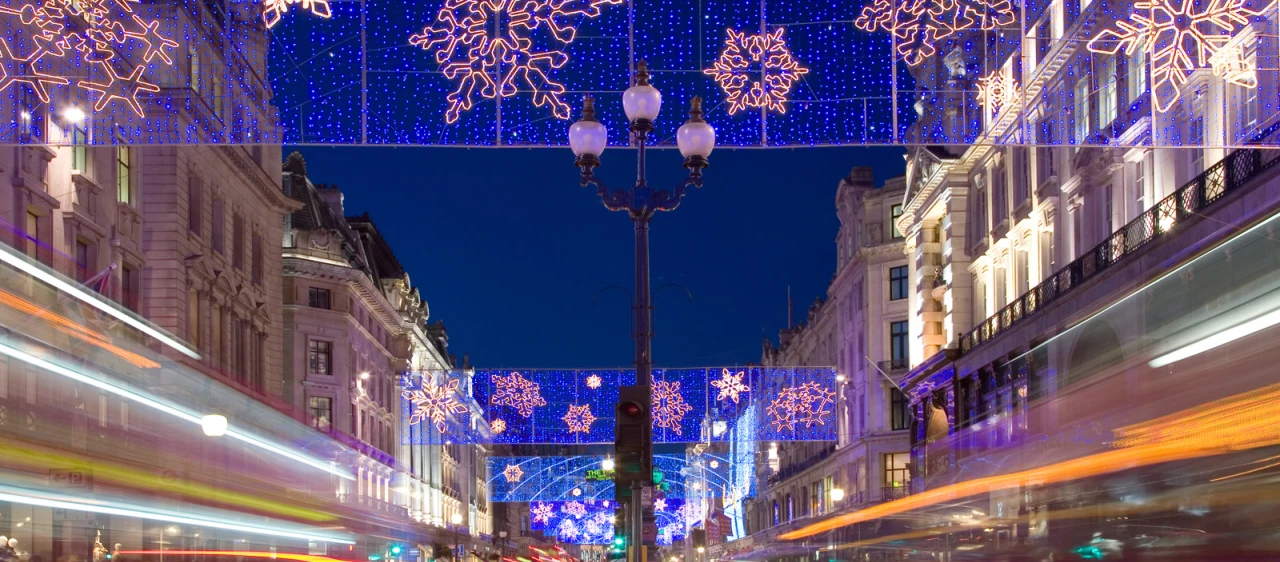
left=502, top=463, right=525, bottom=483
left=704, top=28, right=809, bottom=115
left=710, top=368, right=750, bottom=404
left=408, top=0, right=622, bottom=123
left=487, top=454, right=722, bottom=502
left=765, top=382, right=836, bottom=432
left=403, top=378, right=469, bottom=433
left=654, top=497, right=668, bottom=512
left=262, top=0, right=332, bottom=29
left=854, top=0, right=1015, bottom=66
left=563, top=403, right=598, bottom=433
left=532, top=502, right=555, bottom=524
left=489, top=371, right=548, bottom=418
left=409, top=367, right=837, bottom=444
left=1086, top=0, right=1259, bottom=112
left=651, top=378, right=695, bottom=436
left=0, top=0, right=177, bottom=115
left=975, top=70, right=1016, bottom=119
left=562, top=501, right=588, bottom=518
left=585, top=374, right=602, bottom=389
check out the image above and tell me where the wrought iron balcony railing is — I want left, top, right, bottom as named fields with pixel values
left=960, top=140, right=1280, bottom=354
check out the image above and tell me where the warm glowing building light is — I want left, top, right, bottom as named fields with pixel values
left=0, top=244, right=198, bottom=359
left=601, top=457, right=615, bottom=471
left=201, top=414, right=228, bottom=437
left=829, top=488, right=845, bottom=502
left=63, top=106, right=85, bottom=123
left=0, top=490, right=354, bottom=544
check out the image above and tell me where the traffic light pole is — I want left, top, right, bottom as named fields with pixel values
left=630, top=480, right=644, bottom=562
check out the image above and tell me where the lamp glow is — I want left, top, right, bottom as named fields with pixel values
left=601, top=457, right=615, bottom=471
left=830, top=488, right=844, bottom=502
left=622, top=61, right=661, bottom=123
left=201, top=414, right=228, bottom=437
left=63, top=106, right=86, bottom=123
left=451, top=513, right=463, bottom=525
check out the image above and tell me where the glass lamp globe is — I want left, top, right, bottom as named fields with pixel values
left=569, top=119, right=607, bottom=157
left=677, top=97, right=715, bottom=159
left=623, top=61, right=662, bottom=123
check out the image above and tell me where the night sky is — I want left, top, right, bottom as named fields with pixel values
left=288, top=146, right=905, bottom=368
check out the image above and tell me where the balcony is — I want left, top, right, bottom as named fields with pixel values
left=879, top=358, right=909, bottom=374
left=766, top=444, right=837, bottom=486
left=338, top=493, right=410, bottom=518
left=959, top=128, right=1280, bottom=354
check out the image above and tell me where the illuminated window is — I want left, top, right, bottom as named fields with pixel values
left=891, top=204, right=904, bottom=238
left=116, top=146, right=131, bottom=205
left=212, top=73, right=223, bottom=119
left=1099, top=56, right=1117, bottom=127
left=883, top=452, right=910, bottom=489
left=1073, top=76, right=1090, bottom=147
left=308, top=339, right=332, bottom=375
left=24, top=211, right=38, bottom=259
left=308, top=396, right=332, bottom=432
left=71, top=124, right=89, bottom=173
left=1127, top=44, right=1147, bottom=103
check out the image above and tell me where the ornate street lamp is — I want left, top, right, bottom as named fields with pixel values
left=567, top=59, right=715, bottom=553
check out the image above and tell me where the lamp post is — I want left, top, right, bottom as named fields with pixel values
left=568, top=60, right=715, bottom=555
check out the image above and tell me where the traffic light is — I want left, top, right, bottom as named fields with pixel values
left=612, top=507, right=628, bottom=551
left=614, top=385, right=653, bottom=503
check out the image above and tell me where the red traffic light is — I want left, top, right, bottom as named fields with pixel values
left=619, top=401, right=644, bottom=417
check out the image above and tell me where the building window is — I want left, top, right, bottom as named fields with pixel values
left=771, top=500, right=780, bottom=526
left=1127, top=45, right=1147, bottom=103
left=1099, top=56, right=1117, bottom=127
left=187, top=289, right=200, bottom=345
left=24, top=211, right=39, bottom=259
left=1188, top=111, right=1205, bottom=177
left=189, top=47, right=200, bottom=93
left=883, top=452, right=910, bottom=489
left=1103, top=184, right=1114, bottom=239
left=308, top=340, right=332, bottom=375
left=890, top=388, right=910, bottom=430
left=1016, top=250, right=1029, bottom=295
left=890, top=321, right=909, bottom=367
left=889, top=266, right=908, bottom=301
left=75, top=240, right=91, bottom=283
left=1238, top=64, right=1259, bottom=140
left=970, top=172, right=987, bottom=246
left=71, top=123, right=89, bottom=173
left=991, top=160, right=1007, bottom=223
left=785, top=494, right=794, bottom=521
left=212, top=198, right=225, bottom=254
left=1071, top=205, right=1083, bottom=259
left=121, top=264, right=139, bottom=312
left=188, top=176, right=202, bottom=235
left=212, top=73, right=223, bottom=119
left=117, top=146, right=131, bottom=205
left=232, top=213, right=244, bottom=269
left=308, top=396, right=332, bottom=432
left=891, top=204, right=904, bottom=239
left=1040, top=230, right=1055, bottom=281
left=1133, top=159, right=1146, bottom=214
left=252, top=232, right=263, bottom=285
left=1073, top=76, right=1090, bottom=146
left=309, top=287, right=331, bottom=309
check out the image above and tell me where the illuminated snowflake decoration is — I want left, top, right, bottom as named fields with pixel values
left=765, top=382, right=836, bottom=433
left=562, top=501, right=588, bottom=519
left=654, top=497, right=667, bottom=512
left=651, top=379, right=695, bottom=436
left=976, top=70, right=1017, bottom=118
left=490, top=418, right=507, bottom=434
left=584, top=518, right=604, bottom=537
left=710, top=368, right=750, bottom=404
left=855, top=0, right=1015, bottom=66
left=563, top=403, right=598, bottom=434
left=557, top=518, right=580, bottom=541
left=709, top=460, right=720, bottom=469
left=403, top=378, right=470, bottom=433
left=585, top=374, right=602, bottom=389
left=489, top=371, right=548, bottom=417
left=262, top=0, right=331, bottom=29
left=410, top=0, right=622, bottom=124
left=531, top=502, right=555, bottom=524
left=0, top=0, right=178, bottom=116
left=704, top=28, right=809, bottom=115
left=1086, top=0, right=1260, bottom=112
left=502, top=463, right=525, bottom=483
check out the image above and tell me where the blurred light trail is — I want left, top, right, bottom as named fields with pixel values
left=1209, top=455, right=1280, bottom=482
left=120, top=551, right=355, bottom=562
left=1150, top=307, right=1280, bottom=368
left=0, top=287, right=159, bottom=368
left=0, top=439, right=337, bottom=522
left=0, top=243, right=198, bottom=359
left=0, top=338, right=353, bottom=481
left=0, top=488, right=355, bottom=544
left=780, top=381, right=1280, bottom=540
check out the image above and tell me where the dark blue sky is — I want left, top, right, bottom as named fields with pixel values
left=290, top=146, right=905, bottom=368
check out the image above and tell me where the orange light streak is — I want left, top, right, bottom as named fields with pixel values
left=780, top=381, right=1280, bottom=540
left=0, top=288, right=159, bottom=368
